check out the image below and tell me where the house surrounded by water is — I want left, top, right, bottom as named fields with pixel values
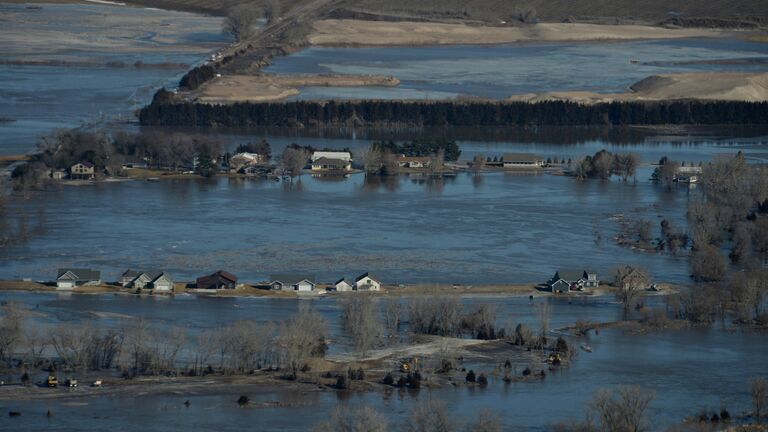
left=196, top=270, right=238, bottom=290
left=548, top=269, right=599, bottom=293
left=121, top=270, right=174, bottom=292
left=56, top=268, right=101, bottom=290
left=270, top=274, right=317, bottom=292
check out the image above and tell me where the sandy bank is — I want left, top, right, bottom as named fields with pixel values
left=309, top=20, right=726, bottom=46
left=194, top=74, right=400, bottom=103
left=508, top=71, right=768, bottom=103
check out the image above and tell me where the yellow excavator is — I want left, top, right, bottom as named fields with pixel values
left=399, top=357, right=419, bottom=373
left=47, top=375, right=58, bottom=388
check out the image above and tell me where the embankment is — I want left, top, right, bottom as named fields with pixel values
left=139, top=97, right=768, bottom=127
left=193, top=74, right=400, bottom=103
left=308, top=20, right=728, bottom=46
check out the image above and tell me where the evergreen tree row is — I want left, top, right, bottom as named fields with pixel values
left=139, top=97, right=768, bottom=127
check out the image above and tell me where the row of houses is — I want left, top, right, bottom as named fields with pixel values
left=56, top=267, right=598, bottom=295
left=55, top=268, right=381, bottom=293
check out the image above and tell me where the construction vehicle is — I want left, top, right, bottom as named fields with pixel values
left=65, top=378, right=78, bottom=388
left=47, top=376, right=58, bottom=388
left=399, top=357, right=419, bottom=373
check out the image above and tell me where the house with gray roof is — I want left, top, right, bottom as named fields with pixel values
left=270, top=274, right=317, bottom=292
left=121, top=269, right=174, bottom=292
left=548, top=269, right=599, bottom=293
left=56, top=268, right=101, bottom=290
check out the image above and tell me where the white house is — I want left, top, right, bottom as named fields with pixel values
left=311, top=151, right=351, bottom=163
left=230, top=152, right=267, bottom=170
left=334, top=278, right=353, bottom=292
left=354, top=272, right=381, bottom=291
left=501, top=153, right=545, bottom=168
left=270, top=274, right=317, bottom=292
left=311, top=157, right=352, bottom=172
left=56, top=268, right=101, bottom=290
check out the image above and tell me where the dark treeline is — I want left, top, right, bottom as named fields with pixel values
left=140, top=96, right=768, bottom=127
left=373, top=139, right=461, bottom=161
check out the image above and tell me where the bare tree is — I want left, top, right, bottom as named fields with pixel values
left=409, top=293, right=462, bottom=337
left=733, top=270, right=768, bottom=322
left=571, top=158, right=590, bottom=180
left=49, top=324, right=123, bottom=371
left=656, top=160, right=679, bottom=190
left=281, top=147, right=309, bottom=180
left=341, top=295, right=382, bottom=356
left=467, top=410, right=502, bottom=432
left=589, top=386, right=655, bottom=432
left=614, top=266, right=649, bottom=314
left=536, top=302, right=551, bottom=344
left=277, top=307, right=328, bottom=379
left=752, top=376, right=768, bottom=424
left=0, top=303, right=24, bottom=364
left=264, top=0, right=281, bottom=24
left=615, top=153, right=639, bottom=182
left=462, top=304, right=498, bottom=340
left=383, top=298, right=402, bottom=341
left=313, top=406, right=388, bottom=432
left=24, top=325, right=49, bottom=366
left=223, top=4, right=261, bottom=42
left=690, top=245, right=727, bottom=283
left=408, top=399, right=455, bottom=432
left=592, top=152, right=614, bottom=180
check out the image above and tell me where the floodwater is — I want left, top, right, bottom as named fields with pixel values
left=265, top=38, right=768, bottom=100
left=2, top=132, right=767, bottom=284
left=0, top=291, right=766, bottom=431
left=2, top=7, right=768, bottom=430
left=0, top=3, right=229, bottom=155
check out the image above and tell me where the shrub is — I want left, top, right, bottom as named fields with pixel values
left=356, top=368, right=365, bottom=380
left=466, top=370, right=476, bottom=382
left=336, top=375, right=348, bottom=390
left=478, top=373, right=488, bottom=386
left=237, top=395, right=249, bottom=405
left=396, top=376, right=407, bottom=388
left=20, top=373, right=29, bottom=385
left=719, top=409, right=730, bottom=421
left=555, top=336, right=569, bottom=353
left=408, top=373, right=421, bottom=389
left=382, top=373, right=394, bottom=386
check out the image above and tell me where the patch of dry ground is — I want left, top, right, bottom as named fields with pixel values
left=508, top=71, right=768, bottom=103
left=194, top=74, right=400, bottom=103
left=309, top=20, right=727, bottom=46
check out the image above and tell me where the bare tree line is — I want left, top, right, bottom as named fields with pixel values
left=0, top=303, right=327, bottom=380
left=313, top=400, right=502, bottom=432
